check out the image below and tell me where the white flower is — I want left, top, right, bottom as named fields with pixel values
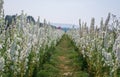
left=7, top=49, right=10, bottom=53
left=17, top=45, right=20, bottom=50
left=0, top=44, right=2, bottom=49
left=113, top=35, right=120, bottom=61
left=17, top=37, right=22, bottom=42
left=0, top=57, right=4, bottom=70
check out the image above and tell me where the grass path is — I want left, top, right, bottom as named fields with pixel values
left=38, top=34, right=89, bottom=77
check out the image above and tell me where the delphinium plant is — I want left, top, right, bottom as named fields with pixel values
left=0, top=8, right=65, bottom=77
left=67, top=13, right=120, bottom=77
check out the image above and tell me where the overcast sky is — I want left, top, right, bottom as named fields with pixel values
left=3, top=0, right=120, bottom=27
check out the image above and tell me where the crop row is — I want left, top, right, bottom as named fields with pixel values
left=0, top=11, right=64, bottom=77
left=67, top=13, right=120, bottom=77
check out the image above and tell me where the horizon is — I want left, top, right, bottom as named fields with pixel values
left=4, top=0, right=120, bottom=28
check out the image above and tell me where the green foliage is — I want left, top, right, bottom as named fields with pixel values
left=37, top=70, right=50, bottom=77
left=37, top=34, right=89, bottom=77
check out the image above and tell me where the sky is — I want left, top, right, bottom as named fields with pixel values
left=3, top=0, right=120, bottom=28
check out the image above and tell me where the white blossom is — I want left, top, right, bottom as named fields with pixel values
left=0, top=57, right=4, bottom=70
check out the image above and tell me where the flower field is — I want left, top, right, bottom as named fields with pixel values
left=67, top=13, right=120, bottom=77
left=0, top=10, right=64, bottom=77
left=1, top=0, right=120, bottom=77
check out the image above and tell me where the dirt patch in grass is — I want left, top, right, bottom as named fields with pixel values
left=41, top=34, right=89, bottom=77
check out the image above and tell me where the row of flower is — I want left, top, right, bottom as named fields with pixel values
left=66, top=13, right=120, bottom=77
left=0, top=11, right=64, bottom=77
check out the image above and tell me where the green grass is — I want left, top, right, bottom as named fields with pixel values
left=37, top=34, right=89, bottom=77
